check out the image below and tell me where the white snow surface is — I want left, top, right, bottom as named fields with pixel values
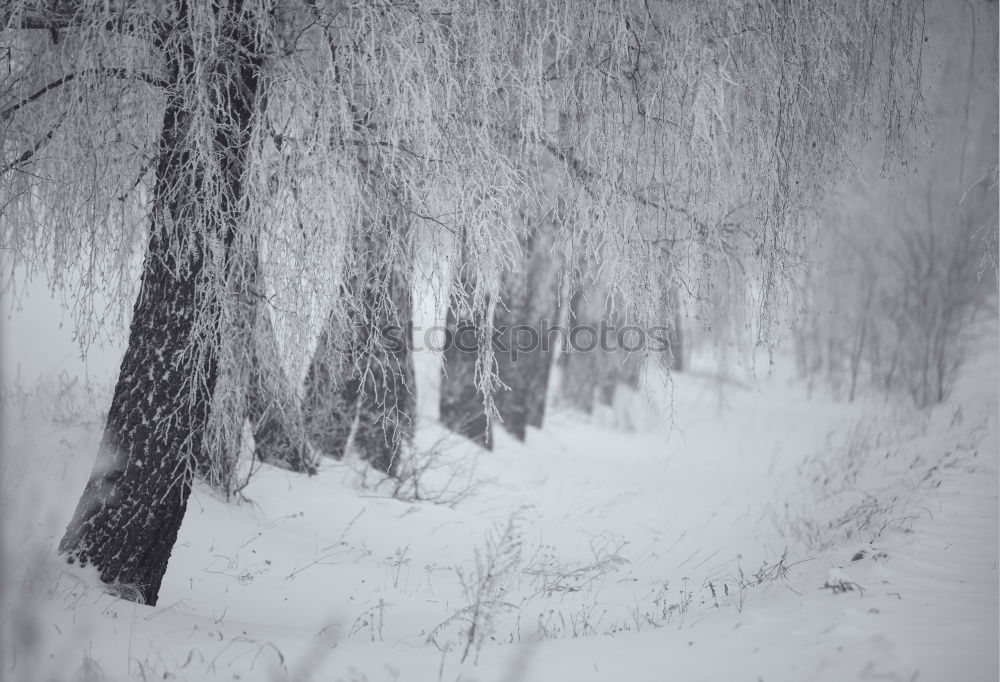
left=1, top=313, right=997, bottom=682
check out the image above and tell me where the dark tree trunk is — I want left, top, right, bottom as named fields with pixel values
left=303, top=305, right=360, bottom=460
left=440, top=220, right=560, bottom=445
left=195, top=245, right=252, bottom=493
left=440, top=272, right=493, bottom=449
left=352, top=265, right=415, bottom=475
left=493, top=213, right=560, bottom=438
left=522, top=341, right=555, bottom=427
left=662, top=286, right=685, bottom=373
left=493, top=274, right=528, bottom=441
left=494, top=279, right=559, bottom=436
left=669, top=309, right=685, bottom=372
left=595, top=351, right=642, bottom=406
left=303, top=225, right=415, bottom=476
left=594, top=334, right=622, bottom=408
left=523, top=266, right=561, bottom=429
left=58, top=0, right=266, bottom=605
left=560, top=287, right=600, bottom=413
left=561, top=278, right=639, bottom=412
left=58, top=221, right=213, bottom=605
left=198, top=246, right=316, bottom=494
left=247, top=306, right=316, bottom=473
left=596, top=366, right=617, bottom=406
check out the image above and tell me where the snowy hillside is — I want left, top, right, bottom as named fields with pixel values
left=2, top=314, right=996, bottom=682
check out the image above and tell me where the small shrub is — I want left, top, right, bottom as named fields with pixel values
left=427, top=510, right=525, bottom=664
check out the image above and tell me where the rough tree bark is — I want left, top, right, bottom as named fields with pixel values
left=58, top=0, right=266, bottom=605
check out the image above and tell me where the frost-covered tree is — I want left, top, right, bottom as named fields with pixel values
left=2, top=0, right=924, bottom=603
left=440, top=252, right=494, bottom=449
left=490, top=204, right=562, bottom=439
left=4, top=0, right=273, bottom=605
left=560, top=270, right=613, bottom=414
left=199, top=243, right=318, bottom=496
left=302, top=206, right=416, bottom=476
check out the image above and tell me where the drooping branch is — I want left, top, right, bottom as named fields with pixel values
left=1, top=113, right=66, bottom=175
left=56, top=0, right=272, bottom=606
left=1, top=69, right=168, bottom=122
left=1, top=4, right=171, bottom=42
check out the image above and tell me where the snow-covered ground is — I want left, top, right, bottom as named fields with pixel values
left=1, top=306, right=997, bottom=682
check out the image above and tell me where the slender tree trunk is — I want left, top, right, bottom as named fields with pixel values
left=595, top=367, right=617, bottom=406
left=848, top=281, right=874, bottom=403
left=303, top=224, right=415, bottom=476
left=493, top=279, right=528, bottom=440
left=562, top=278, right=646, bottom=412
left=599, top=300, right=645, bottom=405
left=619, top=350, right=643, bottom=390
left=440, top=270, right=493, bottom=449
left=560, top=287, right=599, bottom=413
left=58, top=1, right=266, bottom=605
left=247, top=304, right=316, bottom=473
left=598, top=348, right=628, bottom=406
left=450, top=213, right=561, bottom=443
left=519, top=220, right=560, bottom=431
left=302, top=303, right=360, bottom=461
left=670, top=311, right=685, bottom=372
left=522, top=329, right=556, bottom=426
left=196, top=246, right=252, bottom=493
left=561, top=274, right=623, bottom=412
left=352, top=263, right=415, bottom=475
left=494, top=228, right=561, bottom=438
left=523, top=266, right=560, bottom=429
left=666, top=286, right=686, bottom=373
left=199, top=243, right=317, bottom=495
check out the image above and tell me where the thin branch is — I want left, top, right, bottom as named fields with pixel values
left=1, top=112, right=67, bottom=175
left=1, top=6, right=171, bottom=42
left=1, top=68, right=168, bottom=122
left=531, top=133, right=688, bottom=218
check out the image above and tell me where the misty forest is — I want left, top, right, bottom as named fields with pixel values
left=0, top=0, right=997, bottom=680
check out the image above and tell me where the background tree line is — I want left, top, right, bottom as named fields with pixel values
left=791, top=0, right=998, bottom=407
